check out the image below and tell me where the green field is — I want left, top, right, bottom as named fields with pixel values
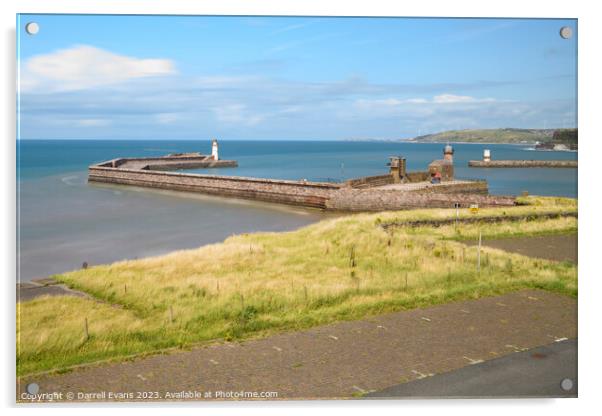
left=17, top=196, right=577, bottom=377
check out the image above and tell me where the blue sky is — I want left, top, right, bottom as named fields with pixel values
left=17, top=15, right=577, bottom=140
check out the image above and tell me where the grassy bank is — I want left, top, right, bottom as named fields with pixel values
left=17, top=196, right=577, bottom=376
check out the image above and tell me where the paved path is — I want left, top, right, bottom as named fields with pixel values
left=17, top=289, right=576, bottom=402
left=377, top=180, right=475, bottom=192
left=17, top=279, right=87, bottom=302
left=367, top=339, right=577, bottom=399
left=464, top=234, right=577, bottom=263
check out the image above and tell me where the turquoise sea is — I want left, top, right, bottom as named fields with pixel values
left=17, top=140, right=577, bottom=281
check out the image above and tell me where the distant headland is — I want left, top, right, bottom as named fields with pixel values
left=408, top=128, right=578, bottom=149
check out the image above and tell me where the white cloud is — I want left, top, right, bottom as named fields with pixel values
left=213, top=104, right=265, bottom=126
left=19, top=68, right=572, bottom=139
left=354, top=98, right=404, bottom=112
left=355, top=94, right=498, bottom=111
left=155, top=113, right=180, bottom=124
left=20, top=45, right=176, bottom=92
left=195, top=75, right=256, bottom=88
left=78, top=118, right=111, bottom=127
left=432, top=94, right=495, bottom=104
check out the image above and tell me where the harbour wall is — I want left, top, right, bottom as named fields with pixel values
left=89, top=166, right=513, bottom=211
left=89, top=152, right=513, bottom=211
left=88, top=166, right=341, bottom=209
left=98, top=157, right=238, bottom=170
left=410, top=180, right=489, bottom=195
left=143, top=160, right=237, bottom=171
left=468, top=160, right=577, bottom=168
left=346, top=174, right=394, bottom=189
left=325, top=189, right=515, bottom=211
left=345, top=171, right=442, bottom=189
left=405, top=171, right=430, bottom=182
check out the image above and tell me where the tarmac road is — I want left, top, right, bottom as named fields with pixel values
left=366, top=339, right=577, bottom=399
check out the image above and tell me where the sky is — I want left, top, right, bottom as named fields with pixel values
left=17, top=15, right=577, bottom=140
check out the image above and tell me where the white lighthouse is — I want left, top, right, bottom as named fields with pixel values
left=443, top=144, right=454, bottom=163
left=483, top=149, right=491, bottom=162
left=211, top=138, right=219, bottom=161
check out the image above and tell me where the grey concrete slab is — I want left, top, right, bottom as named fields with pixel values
left=366, top=339, right=577, bottom=399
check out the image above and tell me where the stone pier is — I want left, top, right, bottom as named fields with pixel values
left=88, top=153, right=515, bottom=211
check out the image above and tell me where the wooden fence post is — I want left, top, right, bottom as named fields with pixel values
left=477, top=230, right=482, bottom=273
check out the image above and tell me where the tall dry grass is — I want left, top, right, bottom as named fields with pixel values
left=17, top=196, right=577, bottom=376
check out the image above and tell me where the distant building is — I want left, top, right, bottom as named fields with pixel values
left=211, top=138, right=219, bottom=161
left=388, top=156, right=407, bottom=183
left=428, top=145, right=454, bottom=182
left=483, top=149, right=491, bottom=162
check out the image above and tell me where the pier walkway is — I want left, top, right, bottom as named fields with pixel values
left=376, top=180, right=478, bottom=192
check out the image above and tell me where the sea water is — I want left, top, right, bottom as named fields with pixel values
left=17, top=140, right=577, bottom=281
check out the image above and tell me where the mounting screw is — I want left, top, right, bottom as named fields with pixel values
left=25, top=22, right=39, bottom=35
left=559, top=26, right=573, bottom=39
left=560, top=378, right=574, bottom=391
left=26, top=383, right=39, bottom=394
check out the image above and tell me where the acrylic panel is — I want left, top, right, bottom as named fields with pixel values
left=16, top=14, right=577, bottom=403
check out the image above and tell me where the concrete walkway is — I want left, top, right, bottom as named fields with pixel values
left=376, top=180, right=476, bottom=192
left=17, top=279, right=88, bottom=302
left=17, top=289, right=576, bottom=402
left=463, top=234, right=577, bottom=264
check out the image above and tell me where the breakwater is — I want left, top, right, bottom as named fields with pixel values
left=325, top=189, right=513, bottom=212
left=468, top=160, right=577, bottom=168
left=100, top=154, right=237, bottom=170
left=88, top=154, right=515, bottom=211
left=89, top=166, right=341, bottom=209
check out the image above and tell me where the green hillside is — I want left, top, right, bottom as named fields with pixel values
left=412, top=128, right=566, bottom=144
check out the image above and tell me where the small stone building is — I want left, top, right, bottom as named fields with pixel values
left=427, top=144, right=454, bottom=181
left=388, top=156, right=407, bottom=183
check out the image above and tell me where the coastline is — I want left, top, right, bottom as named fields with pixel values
left=346, top=139, right=537, bottom=145
left=18, top=140, right=578, bottom=281
left=18, top=171, right=334, bottom=282
left=16, top=196, right=578, bottom=377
